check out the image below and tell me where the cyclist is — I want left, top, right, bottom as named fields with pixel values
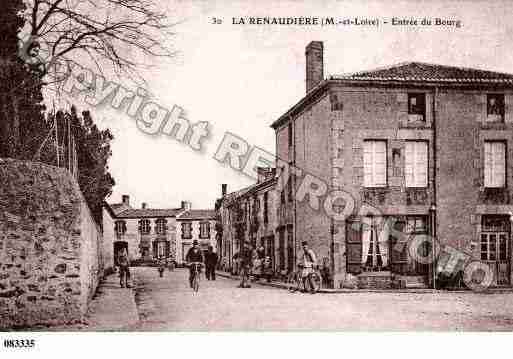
left=300, top=241, right=317, bottom=294
left=185, top=240, right=204, bottom=288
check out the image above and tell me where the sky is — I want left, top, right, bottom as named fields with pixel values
left=53, top=0, right=513, bottom=210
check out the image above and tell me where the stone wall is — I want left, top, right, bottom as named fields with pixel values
left=0, top=159, right=103, bottom=329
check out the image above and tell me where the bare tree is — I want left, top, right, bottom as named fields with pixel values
left=22, top=0, right=177, bottom=83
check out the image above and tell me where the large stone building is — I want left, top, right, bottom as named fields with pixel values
left=267, top=41, right=513, bottom=289
left=103, top=196, right=216, bottom=266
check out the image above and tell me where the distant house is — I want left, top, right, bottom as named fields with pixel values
left=176, top=209, right=217, bottom=266
left=103, top=195, right=215, bottom=267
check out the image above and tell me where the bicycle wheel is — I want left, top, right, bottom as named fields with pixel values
left=308, top=272, right=321, bottom=293
left=193, top=274, right=199, bottom=292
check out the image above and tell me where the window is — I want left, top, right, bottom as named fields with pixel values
left=181, top=222, right=192, bottom=239
left=114, top=220, right=126, bottom=236
left=487, top=94, right=504, bottom=122
left=484, top=141, right=506, bottom=188
left=199, top=221, right=210, bottom=239
left=263, top=192, right=269, bottom=224
left=155, top=218, right=167, bottom=235
left=363, top=140, right=387, bottom=187
left=408, top=93, right=426, bottom=121
left=405, top=141, right=428, bottom=187
left=481, top=216, right=509, bottom=261
left=139, top=219, right=151, bottom=234
left=405, top=216, right=428, bottom=233
left=288, top=123, right=293, bottom=147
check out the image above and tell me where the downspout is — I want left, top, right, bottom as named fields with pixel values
left=432, top=87, right=438, bottom=289
left=292, top=115, right=297, bottom=272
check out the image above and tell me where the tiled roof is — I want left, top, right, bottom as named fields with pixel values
left=223, top=184, right=253, bottom=202
left=116, top=208, right=184, bottom=218
left=331, top=62, right=513, bottom=83
left=109, top=203, right=130, bottom=216
left=271, top=61, right=513, bottom=129
left=178, top=209, right=216, bottom=220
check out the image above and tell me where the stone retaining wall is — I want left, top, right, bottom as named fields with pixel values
left=0, top=159, right=103, bottom=329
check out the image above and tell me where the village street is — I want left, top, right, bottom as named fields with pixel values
left=131, top=267, right=513, bottom=331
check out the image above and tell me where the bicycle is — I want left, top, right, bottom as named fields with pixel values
left=287, top=264, right=321, bottom=293
left=189, top=262, right=203, bottom=292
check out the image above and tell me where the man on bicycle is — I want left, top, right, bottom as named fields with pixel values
left=185, top=240, right=204, bottom=288
left=300, top=241, right=317, bottom=294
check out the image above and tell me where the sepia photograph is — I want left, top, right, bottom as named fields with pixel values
left=1, top=0, right=513, bottom=357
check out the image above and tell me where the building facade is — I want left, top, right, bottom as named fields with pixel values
left=269, top=41, right=513, bottom=289
left=216, top=169, right=282, bottom=274
left=176, top=208, right=217, bottom=266
left=103, top=196, right=216, bottom=265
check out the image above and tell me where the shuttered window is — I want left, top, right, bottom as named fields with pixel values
left=405, top=141, right=428, bottom=188
left=484, top=141, right=506, bottom=188
left=363, top=140, right=387, bottom=187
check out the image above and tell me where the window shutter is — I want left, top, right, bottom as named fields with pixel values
left=484, top=142, right=492, bottom=187
left=405, top=142, right=428, bottom=187
left=493, top=142, right=506, bottom=187
left=477, top=94, right=486, bottom=124
left=165, top=241, right=170, bottom=258
left=484, top=142, right=505, bottom=188
left=346, top=221, right=362, bottom=274
left=425, top=93, right=432, bottom=123
left=364, top=141, right=386, bottom=187
left=374, top=141, right=387, bottom=186
left=506, top=95, right=513, bottom=124
left=390, top=219, right=408, bottom=265
left=404, top=142, right=414, bottom=187
left=415, top=142, right=428, bottom=187
left=363, top=142, right=373, bottom=187
left=152, top=241, right=158, bottom=259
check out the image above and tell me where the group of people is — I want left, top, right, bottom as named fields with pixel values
left=117, top=239, right=325, bottom=292
left=233, top=240, right=318, bottom=292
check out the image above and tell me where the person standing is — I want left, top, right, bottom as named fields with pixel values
left=205, top=245, right=218, bottom=280
left=238, top=241, right=253, bottom=288
left=117, top=248, right=131, bottom=288
left=300, top=241, right=317, bottom=294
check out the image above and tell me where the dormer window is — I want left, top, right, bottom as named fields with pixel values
left=487, top=94, right=504, bottom=122
left=408, top=93, right=426, bottom=122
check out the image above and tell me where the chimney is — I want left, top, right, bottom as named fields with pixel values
left=122, top=195, right=130, bottom=206
left=305, top=41, right=324, bottom=93
left=181, top=201, right=192, bottom=211
left=141, top=202, right=147, bottom=209
left=221, top=184, right=227, bottom=197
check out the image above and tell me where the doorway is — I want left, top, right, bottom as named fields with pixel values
left=481, top=216, right=511, bottom=286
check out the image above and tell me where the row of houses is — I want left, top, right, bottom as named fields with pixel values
left=103, top=195, right=216, bottom=266
left=215, top=41, right=513, bottom=289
